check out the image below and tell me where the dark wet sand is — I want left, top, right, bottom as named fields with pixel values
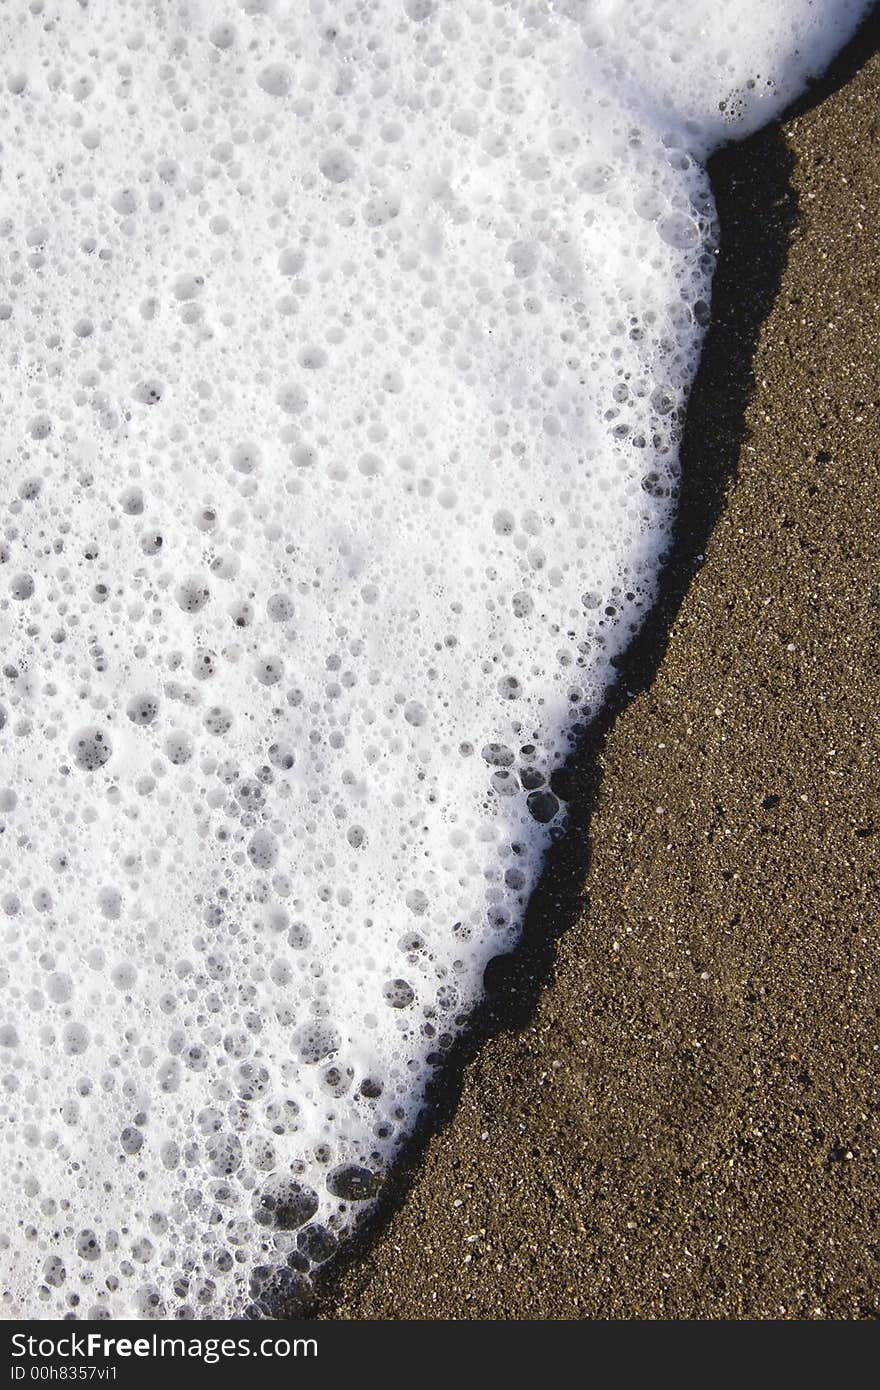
left=316, top=22, right=880, bottom=1320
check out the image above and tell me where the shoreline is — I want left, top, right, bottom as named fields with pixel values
left=310, top=16, right=880, bottom=1320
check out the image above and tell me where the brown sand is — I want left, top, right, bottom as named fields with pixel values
left=316, top=21, right=880, bottom=1320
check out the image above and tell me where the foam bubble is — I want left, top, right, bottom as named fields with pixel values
left=0, top=0, right=866, bottom=1319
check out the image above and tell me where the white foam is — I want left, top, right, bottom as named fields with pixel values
left=0, top=0, right=866, bottom=1318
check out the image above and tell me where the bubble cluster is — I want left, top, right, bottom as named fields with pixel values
left=0, top=0, right=866, bottom=1320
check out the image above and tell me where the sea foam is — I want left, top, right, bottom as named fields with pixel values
left=0, top=0, right=867, bottom=1318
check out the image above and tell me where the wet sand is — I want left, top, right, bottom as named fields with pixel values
left=315, top=19, right=880, bottom=1320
